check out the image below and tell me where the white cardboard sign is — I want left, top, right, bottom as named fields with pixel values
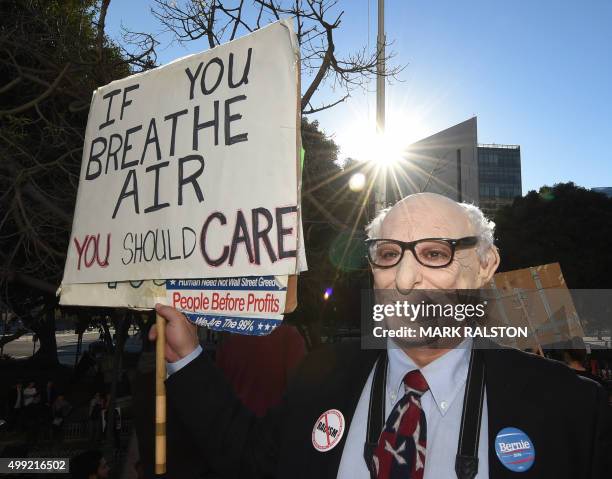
left=62, top=20, right=301, bottom=285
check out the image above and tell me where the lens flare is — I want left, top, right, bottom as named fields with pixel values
left=349, top=172, right=366, bottom=191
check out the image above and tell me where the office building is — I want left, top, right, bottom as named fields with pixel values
left=387, top=117, right=522, bottom=218
left=388, top=117, right=480, bottom=205
left=478, top=144, right=522, bottom=216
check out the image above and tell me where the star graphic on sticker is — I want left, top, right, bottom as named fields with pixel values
left=264, top=324, right=271, bottom=331
left=257, top=323, right=264, bottom=330
left=169, top=280, right=176, bottom=286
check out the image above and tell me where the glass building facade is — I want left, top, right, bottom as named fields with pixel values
left=478, top=144, right=522, bottom=217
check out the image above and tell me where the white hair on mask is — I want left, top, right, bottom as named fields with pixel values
left=456, top=202, right=496, bottom=259
left=365, top=207, right=391, bottom=239
left=365, top=200, right=496, bottom=261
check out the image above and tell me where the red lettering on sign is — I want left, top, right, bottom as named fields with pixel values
left=73, top=233, right=111, bottom=270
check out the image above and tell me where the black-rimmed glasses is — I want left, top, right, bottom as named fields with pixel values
left=365, top=236, right=478, bottom=269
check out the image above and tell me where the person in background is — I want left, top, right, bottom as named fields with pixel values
left=45, top=380, right=57, bottom=407
left=101, top=393, right=121, bottom=454
left=22, top=381, right=38, bottom=408
left=51, top=393, right=72, bottom=440
left=42, top=380, right=57, bottom=432
left=8, top=382, right=23, bottom=430
left=215, top=324, right=307, bottom=417
left=562, top=339, right=605, bottom=386
left=22, top=381, right=41, bottom=442
left=88, top=392, right=103, bottom=443
left=71, top=450, right=110, bottom=479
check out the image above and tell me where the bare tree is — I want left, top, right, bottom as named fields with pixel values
left=0, top=0, right=390, bottom=355
left=0, top=0, right=158, bottom=360
left=152, top=0, right=403, bottom=114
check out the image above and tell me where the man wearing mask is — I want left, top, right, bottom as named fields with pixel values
left=152, top=193, right=611, bottom=478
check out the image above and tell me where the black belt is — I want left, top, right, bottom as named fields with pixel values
left=363, top=347, right=486, bottom=479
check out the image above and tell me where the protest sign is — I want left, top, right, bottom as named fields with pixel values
left=58, top=21, right=304, bottom=472
left=487, top=262, right=583, bottom=350
left=61, top=19, right=303, bottom=286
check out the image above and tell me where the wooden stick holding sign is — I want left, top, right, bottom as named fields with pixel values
left=155, top=313, right=166, bottom=475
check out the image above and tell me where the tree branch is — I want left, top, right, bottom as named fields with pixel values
left=0, top=76, right=22, bottom=94
left=303, top=93, right=349, bottom=114
left=0, top=64, right=70, bottom=117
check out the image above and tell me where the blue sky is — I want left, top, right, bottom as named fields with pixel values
left=105, top=0, right=612, bottom=194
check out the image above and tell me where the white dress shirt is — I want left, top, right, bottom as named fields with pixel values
left=167, top=344, right=203, bottom=376
left=337, top=339, right=489, bottom=479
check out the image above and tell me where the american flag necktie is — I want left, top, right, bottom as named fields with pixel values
left=372, top=369, right=429, bottom=479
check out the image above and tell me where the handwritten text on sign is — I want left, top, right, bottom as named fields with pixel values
left=62, top=20, right=300, bottom=284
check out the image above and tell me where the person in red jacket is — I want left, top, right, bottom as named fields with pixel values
left=216, top=324, right=306, bottom=417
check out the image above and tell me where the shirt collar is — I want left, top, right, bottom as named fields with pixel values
left=386, top=338, right=472, bottom=416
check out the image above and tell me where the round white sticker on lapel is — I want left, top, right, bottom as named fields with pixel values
left=312, top=409, right=345, bottom=452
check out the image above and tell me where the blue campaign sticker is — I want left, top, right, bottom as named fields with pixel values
left=494, top=427, right=535, bottom=472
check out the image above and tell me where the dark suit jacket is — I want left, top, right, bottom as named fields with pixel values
left=132, top=362, right=210, bottom=479
left=166, top=341, right=612, bottom=478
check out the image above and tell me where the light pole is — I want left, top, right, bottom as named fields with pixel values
left=375, top=0, right=387, bottom=212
